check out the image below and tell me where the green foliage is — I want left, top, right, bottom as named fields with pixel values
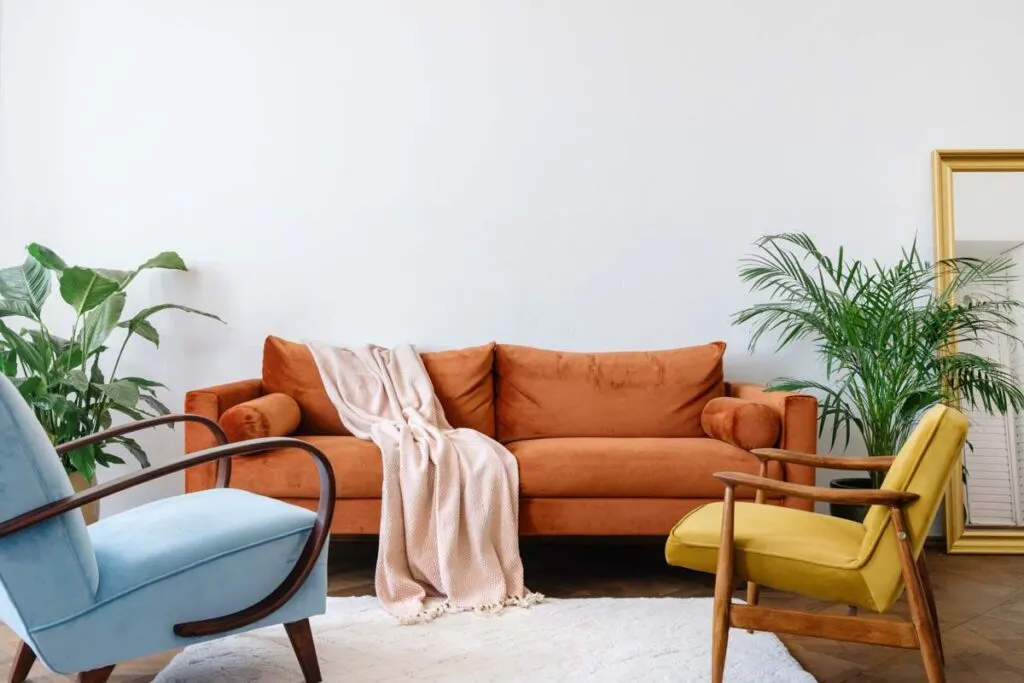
left=734, top=233, right=1024, bottom=483
left=0, top=244, right=224, bottom=479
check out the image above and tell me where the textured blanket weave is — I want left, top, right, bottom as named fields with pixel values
left=306, top=341, right=541, bottom=622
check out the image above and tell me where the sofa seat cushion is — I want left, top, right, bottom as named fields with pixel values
left=507, top=437, right=783, bottom=499
left=31, top=489, right=327, bottom=674
left=231, top=435, right=384, bottom=499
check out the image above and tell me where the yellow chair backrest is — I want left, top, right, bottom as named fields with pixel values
left=855, top=404, right=969, bottom=612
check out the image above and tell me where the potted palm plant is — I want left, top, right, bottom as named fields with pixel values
left=0, top=243, right=222, bottom=522
left=733, top=233, right=1024, bottom=522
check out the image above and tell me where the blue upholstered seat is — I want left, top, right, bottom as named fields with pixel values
left=0, top=375, right=329, bottom=676
left=32, top=490, right=327, bottom=673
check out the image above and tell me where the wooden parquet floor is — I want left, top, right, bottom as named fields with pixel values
left=3, top=538, right=1023, bottom=681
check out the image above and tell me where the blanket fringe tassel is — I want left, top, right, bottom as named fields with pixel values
left=398, top=591, right=546, bottom=625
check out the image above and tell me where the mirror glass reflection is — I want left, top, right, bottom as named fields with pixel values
left=953, top=172, right=1024, bottom=528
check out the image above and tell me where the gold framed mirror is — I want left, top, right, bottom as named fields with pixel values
left=933, top=149, right=1024, bottom=554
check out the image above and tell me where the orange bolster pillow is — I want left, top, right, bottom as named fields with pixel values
left=219, top=393, right=302, bottom=442
left=701, top=397, right=780, bottom=451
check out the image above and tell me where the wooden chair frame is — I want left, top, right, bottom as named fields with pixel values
left=708, top=449, right=945, bottom=683
left=2, top=414, right=337, bottom=683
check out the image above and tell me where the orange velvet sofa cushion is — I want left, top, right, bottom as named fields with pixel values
left=700, top=397, right=780, bottom=451
left=284, top=497, right=750, bottom=537
left=261, top=336, right=497, bottom=437
left=261, top=337, right=345, bottom=435
left=228, top=434, right=781, bottom=502
left=218, top=392, right=301, bottom=442
left=494, top=342, right=726, bottom=441
left=507, top=437, right=783, bottom=499
left=420, top=343, right=497, bottom=437
left=230, top=435, right=384, bottom=499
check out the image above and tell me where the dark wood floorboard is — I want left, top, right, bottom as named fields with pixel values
left=3, top=538, right=1023, bottom=681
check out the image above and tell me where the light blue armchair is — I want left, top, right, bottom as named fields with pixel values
left=0, top=375, right=336, bottom=683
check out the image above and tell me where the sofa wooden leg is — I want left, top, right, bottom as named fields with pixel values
left=892, top=509, right=945, bottom=683
left=285, top=619, right=322, bottom=683
left=8, top=641, right=36, bottom=683
left=712, top=486, right=736, bottom=683
left=76, top=665, right=115, bottom=683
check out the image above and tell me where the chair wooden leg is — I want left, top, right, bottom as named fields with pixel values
left=744, top=583, right=759, bottom=634
left=917, top=552, right=945, bottom=666
left=284, top=619, right=322, bottom=683
left=8, top=641, right=36, bottom=683
left=712, top=486, right=736, bottom=683
left=892, top=509, right=945, bottom=683
left=76, top=665, right=115, bottom=683
left=743, top=461, right=767, bottom=633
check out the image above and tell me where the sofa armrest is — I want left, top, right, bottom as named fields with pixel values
left=184, top=379, right=263, bottom=492
left=726, top=382, right=818, bottom=510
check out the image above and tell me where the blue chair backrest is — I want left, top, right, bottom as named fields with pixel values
left=0, top=375, right=98, bottom=641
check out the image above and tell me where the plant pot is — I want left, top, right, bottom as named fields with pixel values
left=68, top=471, right=99, bottom=525
left=829, top=477, right=873, bottom=523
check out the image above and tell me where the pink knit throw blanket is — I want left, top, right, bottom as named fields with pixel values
left=306, top=341, right=542, bottom=623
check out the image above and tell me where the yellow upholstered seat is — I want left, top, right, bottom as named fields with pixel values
left=666, top=502, right=876, bottom=609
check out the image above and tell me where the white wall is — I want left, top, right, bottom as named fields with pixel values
left=3, top=1, right=1024, bottom=516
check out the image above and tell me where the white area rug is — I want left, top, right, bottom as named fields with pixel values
left=154, top=597, right=815, bottom=682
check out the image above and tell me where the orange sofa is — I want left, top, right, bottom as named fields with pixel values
left=184, top=337, right=818, bottom=536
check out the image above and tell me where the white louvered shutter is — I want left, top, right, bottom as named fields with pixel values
left=960, top=282, right=1023, bottom=527
left=1007, top=247, right=1024, bottom=519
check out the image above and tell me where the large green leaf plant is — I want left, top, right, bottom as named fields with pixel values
left=0, top=244, right=223, bottom=481
left=734, top=233, right=1024, bottom=486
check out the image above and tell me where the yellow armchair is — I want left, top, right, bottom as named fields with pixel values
left=665, top=404, right=969, bottom=683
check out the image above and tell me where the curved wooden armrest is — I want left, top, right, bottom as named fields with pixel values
left=57, top=414, right=233, bottom=487
left=751, top=448, right=895, bottom=472
left=0, top=437, right=336, bottom=640
left=713, top=471, right=919, bottom=506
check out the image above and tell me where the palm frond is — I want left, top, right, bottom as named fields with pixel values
left=735, top=232, right=1024, bottom=456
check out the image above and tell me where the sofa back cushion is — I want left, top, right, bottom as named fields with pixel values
left=263, top=336, right=347, bottom=434
left=495, top=342, right=726, bottom=442
left=262, top=336, right=497, bottom=437
left=419, top=343, right=497, bottom=437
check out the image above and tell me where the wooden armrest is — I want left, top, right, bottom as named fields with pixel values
left=0, top=436, right=336, bottom=639
left=751, top=448, right=895, bottom=472
left=714, top=471, right=918, bottom=506
left=57, top=414, right=232, bottom=487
